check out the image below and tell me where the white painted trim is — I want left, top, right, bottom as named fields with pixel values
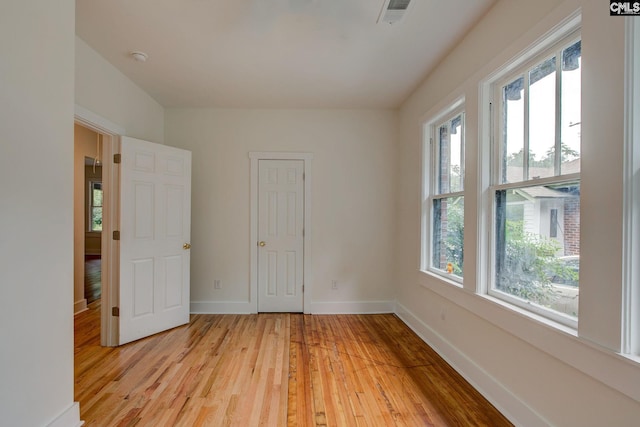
left=480, top=10, right=581, bottom=89
left=190, top=301, right=255, bottom=314
left=395, top=302, right=548, bottom=427
left=74, top=104, right=125, bottom=136
left=623, top=16, right=640, bottom=356
left=47, top=402, right=84, bottom=427
left=308, top=300, right=395, bottom=314
left=249, top=152, right=313, bottom=313
left=190, top=300, right=395, bottom=315
left=101, top=135, right=120, bottom=347
left=73, top=299, right=88, bottom=314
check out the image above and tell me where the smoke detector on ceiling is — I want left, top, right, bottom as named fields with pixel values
left=130, top=51, right=148, bottom=62
left=377, top=0, right=411, bottom=25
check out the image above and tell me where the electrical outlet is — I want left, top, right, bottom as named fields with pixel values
left=331, top=280, right=338, bottom=290
left=214, top=279, right=221, bottom=290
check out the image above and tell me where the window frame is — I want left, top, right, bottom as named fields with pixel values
left=491, top=31, right=581, bottom=187
left=486, top=28, right=582, bottom=328
left=422, top=101, right=466, bottom=284
left=623, top=16, right=640, bottom=356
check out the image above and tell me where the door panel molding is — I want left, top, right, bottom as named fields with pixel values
left=119, top=137, right=192, bottom=345
left=249, top=152, right=313, bottom=313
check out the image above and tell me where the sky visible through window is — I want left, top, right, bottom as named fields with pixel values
left=505, top=55, right=581, bottom=171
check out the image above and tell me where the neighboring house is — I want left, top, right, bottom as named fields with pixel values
left=506, top=158, right=581, bottom=257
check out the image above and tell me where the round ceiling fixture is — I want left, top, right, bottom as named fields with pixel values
left=130, top=51, right=148, bottom=62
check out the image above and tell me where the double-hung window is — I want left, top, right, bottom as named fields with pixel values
left=489, top=31, right=581, bottom=326
left=424, top=106, right=465, bottom=281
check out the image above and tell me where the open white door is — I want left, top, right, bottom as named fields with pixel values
left=118, top=136, right=191, bottom=345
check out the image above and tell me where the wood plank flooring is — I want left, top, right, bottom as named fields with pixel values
left=84, top=255, right=101, bottom=304
left=75, top=303, right=512, bottom=426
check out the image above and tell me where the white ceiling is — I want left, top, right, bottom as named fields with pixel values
left=76, top=0, right=496, bottom=109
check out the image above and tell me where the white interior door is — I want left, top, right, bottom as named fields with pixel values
left=257, top=160, right=304, bottom=312
left=119, top=136, right=191, bottom=345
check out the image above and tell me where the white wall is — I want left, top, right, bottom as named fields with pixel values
left=396, top=0, right=640, bottom=425
left=165, top=109, right=398, bottom=313
left=75, top=36, right=165, bottom=143
left=0, top=1, right=80, bottom=426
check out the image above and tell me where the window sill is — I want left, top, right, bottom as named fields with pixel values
left=478, top=292, right=577, bottom=337
left=420, top=268, right=463, bottom=289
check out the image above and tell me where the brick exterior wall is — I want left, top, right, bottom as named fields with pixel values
left=563, top=197, right=580, bottom=256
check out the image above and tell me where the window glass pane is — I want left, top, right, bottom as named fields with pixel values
left=561, top=40, right=581, bottom=174
left=92, top=183, right=103, bottom=207
left=528, top=56, right=556, bottom=179
left=494, top=182, right=580, bottom=318
left=502, top=77, right=525, bottom=183
left=437, top=115, right=464, bottom=194
left=449, top=115, right=464, bottom=193
left=92, top=207, right=103, bottom=231
left=432, top=196, right=464, bottom=277
left=437, top=123, right=450, bottom=194
left=90, top=182, right=103, bottom=231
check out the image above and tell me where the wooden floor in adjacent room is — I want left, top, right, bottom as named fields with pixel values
left=75, top=302, right=512, bottom=426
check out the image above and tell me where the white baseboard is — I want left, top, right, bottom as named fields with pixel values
left=74, top=299, right=87, bottom=314
left=47, top=402, right=84, bottom=427
left=308, top=300, right=395, bottom=314
left=190, top=300, right=395, bottom=315
left=190, top=301, right=255, bottom=314
left=395, top=302, right=549, bottom=427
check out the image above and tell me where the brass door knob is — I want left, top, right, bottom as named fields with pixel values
left=183, top=243, right=191, bottom=250
left=259, top=241, right=266, bottom=247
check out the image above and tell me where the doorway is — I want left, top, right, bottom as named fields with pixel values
left=74, top=108, right=122, bottom=346
left=74, top=124, right=105, bottom=314
left=256, top=159, right=304, bottom=312
left=249, top=152, right=313, bottom=313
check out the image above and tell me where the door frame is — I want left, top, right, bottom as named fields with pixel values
left=249, top=152, right=313, bottom=314
left=75, top=105, right=123, bottom=346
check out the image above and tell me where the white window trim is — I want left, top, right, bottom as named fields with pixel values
left=481, top=15, right=581, bottom=329
left=623, top=16, right=640, bottom=356
left=421, top=99, right=465, bottom=284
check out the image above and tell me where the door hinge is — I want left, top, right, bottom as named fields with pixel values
left=113, top=153, right=122, bottom=164
left=113, top=230, right=120, bottom=240
left=112, top=307, right=120, bottom=317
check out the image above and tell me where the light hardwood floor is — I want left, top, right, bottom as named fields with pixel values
left=75, top=302, right=512, bottom=426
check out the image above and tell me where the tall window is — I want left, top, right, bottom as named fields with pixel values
left=89, top=181, right=103, bottom=231
left=489, top=32, right=581, bottom=326
left=424, top=107, right=465, bottom=280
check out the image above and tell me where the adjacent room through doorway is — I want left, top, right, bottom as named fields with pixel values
left=74, top=123, right=104, bottom=314
left=84, top=159, right=102, bottom=304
